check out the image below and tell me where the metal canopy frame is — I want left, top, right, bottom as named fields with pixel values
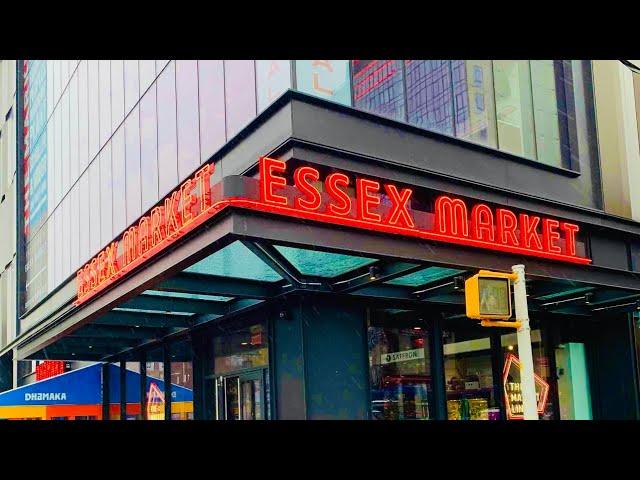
left=17, top=208, right=640, bottom=363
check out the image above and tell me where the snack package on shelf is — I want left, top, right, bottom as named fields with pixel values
left=447, top=400, right=462, bottom=420
left=468, top=398, right=489, bottom=420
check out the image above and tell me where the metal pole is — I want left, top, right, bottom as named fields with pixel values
left=512, top=264, right=538, bottom=420
left=120, top=359, right=126, bottom=421
left=140, top=355, right=147, bottom=420
left=102, top=363, right=110, bottom=420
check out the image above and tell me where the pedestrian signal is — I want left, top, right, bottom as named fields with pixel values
left=465, top=270, right=514, bottom=320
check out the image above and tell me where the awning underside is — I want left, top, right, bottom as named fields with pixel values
left=28, top=238, right=640, bottom=361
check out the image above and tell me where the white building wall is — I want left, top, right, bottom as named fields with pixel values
left=592, top=60, right=640, bottom=221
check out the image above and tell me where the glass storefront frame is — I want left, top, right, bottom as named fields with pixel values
left=364, top=305, right=605, bottom=421
left=98, top=294, right=615, bottom=421
left=101, top=313, right=274, bottom=421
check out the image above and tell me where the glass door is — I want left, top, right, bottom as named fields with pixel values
left=240, top=370, right=264, bottom=420
left=215, top=370, right=266, bottom=420
left=225, top=376, right=241, bottom=420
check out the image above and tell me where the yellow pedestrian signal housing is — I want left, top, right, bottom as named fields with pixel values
left=465, top=270, right=516, bottom=320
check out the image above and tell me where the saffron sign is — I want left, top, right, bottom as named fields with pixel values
left=75, top=156, right=591, bottom=306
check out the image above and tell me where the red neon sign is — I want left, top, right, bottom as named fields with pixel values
left=75, top=157, right=591, bottom=306
left=35, top=361, right=67, bottom=381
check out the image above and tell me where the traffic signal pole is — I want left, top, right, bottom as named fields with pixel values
left=512, top=264, right=538, bottom=420
left=465, top=265, right=539, bottom=420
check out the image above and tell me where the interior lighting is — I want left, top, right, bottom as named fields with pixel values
left=584, top=293, right=594, bottom=305
left=369, top=265, right=380, bottom=281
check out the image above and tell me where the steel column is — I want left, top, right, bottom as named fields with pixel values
left=119, top=359, right=126, bottom=421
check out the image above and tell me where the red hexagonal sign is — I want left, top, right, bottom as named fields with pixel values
left=502, top=353, right=550, bottom=420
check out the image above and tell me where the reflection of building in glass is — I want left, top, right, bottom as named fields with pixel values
left=406, top=60, right=453, bottom=135
left=405, top=60, right=496, bottom=146
left=455, top=61, right=496, bottom=146
left=367, top=313, right=431, bottom=421
left=352, top=60, right=405, bottom=121
left=171, top=362, right=193, bottom=389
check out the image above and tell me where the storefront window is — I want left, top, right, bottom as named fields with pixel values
left=170, top=340, right=194, bottom=420
left=443, top=319, right=499, bottom=420
left=500, top=329, right=554, bottom=420
left=145, top=347, right=165, bottom=420
left=125, top=362, right=142, bottom=420
left=367, top=310, right=432, bottom=420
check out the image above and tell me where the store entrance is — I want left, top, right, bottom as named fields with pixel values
left=211, top=321, right=270, bottom=420
left=215, top=369, right=267, bottom=420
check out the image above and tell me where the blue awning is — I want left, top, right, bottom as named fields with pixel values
left=0, top=363, right=193, bottom=406
left=0, top=364, right=102, bottom=406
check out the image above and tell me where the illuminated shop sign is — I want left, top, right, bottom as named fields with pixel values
left=35, top=361, right=68, bottom=381
left=503, top=353, right=550, bottom=420
left=146, top=382, right=165, bottom=420
left=258, top=158, right=588, bottom=265
left=75, top=157, right=591, bottom=306
left=75, top=163, right=215, bottom=306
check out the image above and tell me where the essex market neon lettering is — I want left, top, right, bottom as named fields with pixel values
left=76, top=157, right=590, bottom=306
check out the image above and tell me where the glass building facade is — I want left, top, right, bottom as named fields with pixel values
left=20, top=59, right=594, bottom=316
left=13, top=59, right=640, bottom=422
